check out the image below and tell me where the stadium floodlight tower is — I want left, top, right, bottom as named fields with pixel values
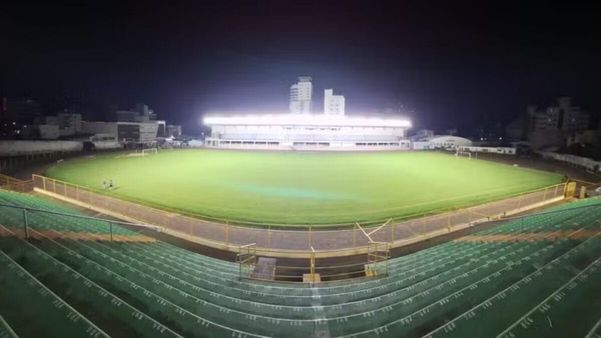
left=203, top=113, right=412, bottom=151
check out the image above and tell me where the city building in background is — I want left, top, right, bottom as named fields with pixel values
left=506, top=97, right=591, bottom=149
left=0, top=97, right=42, bottom=138
left=81, top=121, right=164, bottom=144
left=115, top=103, right=159, bottom=122
left=289, top=76, right=313, bottom=114
left=323, top=89, right=345, bottom=115
left=0, top=98, right=170, bottom=147
left=527, top=97, right=589, bottom=134
left=166, top=124, right=183, bottom=138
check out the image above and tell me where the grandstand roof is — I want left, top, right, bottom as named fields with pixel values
left=203, top=113, right=411, bottom=128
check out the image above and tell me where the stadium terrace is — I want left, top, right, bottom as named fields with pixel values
left=203, top=113, right=412, bottom=150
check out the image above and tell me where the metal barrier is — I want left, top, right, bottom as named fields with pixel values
left=236, top=243, right=257, bottom=279
left=366, top=241, right=390, bottom=277
left=3, top=196, right=601, bottom=284
left=31, top=174, right=573, bottom=259
left=0, top=174, right=33, bottom=193
left=0, top=202, right=160, bottom=241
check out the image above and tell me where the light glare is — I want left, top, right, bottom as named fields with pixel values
left=203, top=114, right=411, bottom=128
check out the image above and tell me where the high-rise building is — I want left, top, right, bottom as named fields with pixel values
left=289, top=76, right=312, bottom=114
left=521, top=97, right=591, bottom=149
left=527, top=97, right=589, bottom=133
left=323, top=89, right=345, bottom=115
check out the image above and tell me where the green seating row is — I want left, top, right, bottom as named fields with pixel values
left=1, top=189, right=601, bottom=337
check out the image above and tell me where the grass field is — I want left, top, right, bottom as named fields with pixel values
left=45, top=149, right=564, bottom=226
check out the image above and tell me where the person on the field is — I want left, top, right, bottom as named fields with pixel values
left=102, top=179, right=106, bottom=190
left=109, top=179, right=113, bottom=190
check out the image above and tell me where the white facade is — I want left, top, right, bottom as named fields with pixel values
left=538, top=151, right=601, bottom=172
left=458, top=146, right=516, bottom=155
left=324, top=89, right=345, bottom=115
left=289, top=76, right=312, bottom=114
left=412, top=135, right=472, bottom=150
left=204, top=114, right=411, bottom=151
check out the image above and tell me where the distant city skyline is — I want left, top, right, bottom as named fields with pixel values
left=1, top=1, right=600, bottom=135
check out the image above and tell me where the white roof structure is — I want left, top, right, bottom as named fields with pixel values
left=203, top=114, right=411, bottom=128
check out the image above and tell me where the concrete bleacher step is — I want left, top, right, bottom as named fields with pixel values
left=252, top=257, right=277, bottom=280
left=3, top=189, right=601, bottom=337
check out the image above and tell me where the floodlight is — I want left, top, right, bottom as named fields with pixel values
left=203, top=114, right=411, bottom=128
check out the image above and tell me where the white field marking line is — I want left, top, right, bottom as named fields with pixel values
left=337, top=225, right=593, bottom=337
left=25, top=227, right=265, bottom=338
left=0, top=249, right=111, bottom=338
left=0, top=224, right=184, bottom=338
left=496, top=256, right=601, bottom=337
left=585, top=316, right=601, bottom=338
left=422, top=228, right=601, bottom=338
left=367, top=219, right=392, bottom=237
left=0, top=315, right=18, bottom=338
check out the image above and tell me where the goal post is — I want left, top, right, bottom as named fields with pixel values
left=141, top=148, right=159, bottom=156
left=455, top=150, right=472, bottom=159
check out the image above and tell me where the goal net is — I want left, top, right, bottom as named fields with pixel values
left=141, top=148, right=158, bottom=156
left=455, top=150, right=472, bottom=159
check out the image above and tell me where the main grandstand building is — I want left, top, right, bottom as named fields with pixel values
left=204, top=76, right=412, bottom=150
left=204, top=113, right=411, bottom=150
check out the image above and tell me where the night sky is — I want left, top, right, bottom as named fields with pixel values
left=1, top=1, right=600, bottom=135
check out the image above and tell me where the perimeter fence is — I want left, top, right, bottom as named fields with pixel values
left=31, top=174, right=575, bottom=258
left=0, top=174, right=33, bottom=193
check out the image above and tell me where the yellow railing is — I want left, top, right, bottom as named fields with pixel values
left=15, top=173, right=600, bottom=282
left=0, top=173, right=33, bottom=193
left=30, top=174, right=574, bottom=260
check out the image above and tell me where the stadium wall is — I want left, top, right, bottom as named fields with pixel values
left=0, top=140, right=83, bottom=156
left=538, top=151, right=601, bottom=172
left=0, top=140, right=121, bottom=156
left=458, top=146, right=516, bottom=155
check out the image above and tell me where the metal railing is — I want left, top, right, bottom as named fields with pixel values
left=0, top=201, right=378, bottom=282
left=30, top=174, right=574, bottom=259
left=3, top=195, right=601, bottom=284
left=0, top=173, right=33, bottom=193
left=0, top=202, right=161, bottom=241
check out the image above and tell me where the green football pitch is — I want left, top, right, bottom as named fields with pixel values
left=45, top=149, right=563, bottom=226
